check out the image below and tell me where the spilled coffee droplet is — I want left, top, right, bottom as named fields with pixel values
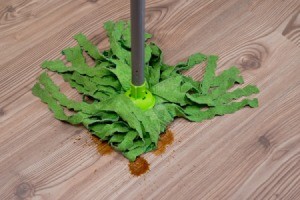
left=90, top=135, right=113, bottom=155
left=153, top=129, right=174, bottom=156
left=129, top=157, right=150, bottom=176
left=87, top=130, right=173, bottom=176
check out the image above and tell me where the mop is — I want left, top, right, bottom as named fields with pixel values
left=32, top=0, right=259, bottom=161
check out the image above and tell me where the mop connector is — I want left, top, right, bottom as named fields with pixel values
left=125, top=82, right=155, bottom=111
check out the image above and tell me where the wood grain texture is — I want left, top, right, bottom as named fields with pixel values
left=1, top=0, right=300, bottom=199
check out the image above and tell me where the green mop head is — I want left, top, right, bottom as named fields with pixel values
left=32, top=21, right=259, bottom=161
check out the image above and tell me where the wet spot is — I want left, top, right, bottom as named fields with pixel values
left=129, top=157, right=150, bottom=176
left=153, top=129, right=174, bottom=156
left=15, top=182, right=34, bottom=199
left=258, top=135, right=270, bottom=149
left=90, top=135, right=113, bottom=155
left=238, top=54, right=261, bottom=70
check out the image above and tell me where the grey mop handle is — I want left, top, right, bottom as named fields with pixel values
left=131, top=0, right=145, bottom=86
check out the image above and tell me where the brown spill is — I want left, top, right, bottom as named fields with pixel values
left=153, top=129, right=174, bottom=156
left=83, top=129, right=174, bottom=176
left=90, top=135, right=113, bottom=155
left=128, top=157, right=150, bottom=176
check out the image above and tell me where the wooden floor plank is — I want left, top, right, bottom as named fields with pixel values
left=249, top=0, right=300, bottom=47
left=1, top=0, right=299, bottom=199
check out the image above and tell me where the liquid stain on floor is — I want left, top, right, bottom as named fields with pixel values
left=87, top=129, right=174, bottom=176
left=90, top=135, right=113, bottom=155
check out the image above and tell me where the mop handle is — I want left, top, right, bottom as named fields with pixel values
left=131, top=0, right=145, bottom=86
